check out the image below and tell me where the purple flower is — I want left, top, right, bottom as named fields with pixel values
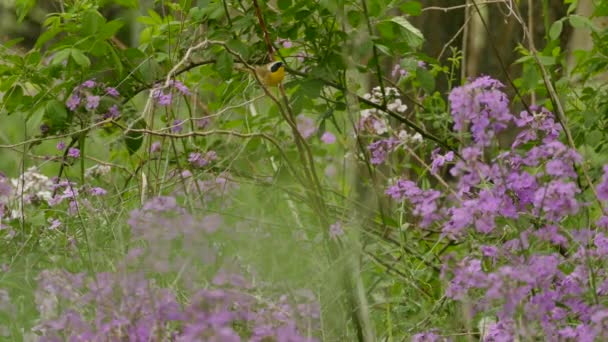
left=85, top=95, right=100, bottom=110
left=89, top=187, right=107, bottom=196
left=56, top=141, right=66, bottom=150
left=188, top=151, right=217, bottom=168
left=81, top=80, right=96, bottom=88
left=320, top=132, right=336, bottom=144
left=368, top=138, right=399, bottom=165
left=202, top=214, right=222, bottom=233
left=159, top=93, right=172, bottom=106
left=448, top=76, right=512, bottom=146
left=430, top=149, right=455, bottom=174
left=386, top=179, right=442, bottom=227
left=329, top=222, right=343, bottom=239
left=103, top=104, right=120, bottom=120
left=296, top=115, right=317, bottom=139
left=105, top=87, right=119, bottom=97
left=533, top=180, right=580, bottom=221
left=173, top=81, right=190, bottom=95
left=150, top=142, right=161, bottom=153
left=67, top=148, right=80, bottom=158
left=595, top=232, right=608, bottom=256
left=48, top=219, right=61, bottom=230
left=597, top=165, right=608, bottom=201
left=195, top=117, right=211, bottom=129
left=481, top=245, right=499, bottom=258
left=66, top=95, right=81, bottom=111
left=171, top=119, right=183, bottom=133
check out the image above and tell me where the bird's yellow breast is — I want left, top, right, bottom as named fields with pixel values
left=265, top=65, right=285, bottom=86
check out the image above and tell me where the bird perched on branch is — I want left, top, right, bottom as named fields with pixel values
left=238, top=61, right=285, bottom=86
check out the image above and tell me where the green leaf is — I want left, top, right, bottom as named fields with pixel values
left=416, top=67, right=435, bottom=93
left=15, top=0, right=35, bottom=23
left=2, top=38, right=24, bottom=49
left=399, top=1, right=421, bottom=16
left=70, top=49, right=91, bottom=68
left=549, top=20, right=563, bottom=40
left=521, top=63, right=539, bottom=90
left=3, top=85, right=25, bottom=112
left=278, top=0, right=292, bottom=10
left=35, top=27, right=62, bottom=48
left=82, top=10, right=106, bottom=36
left=298, top=79, right=324, bottom=99
left=125, top=119, right=146, bottom=155
left=113, top=0, right=138, bottom=8
left=347, top=10, right=362, bottom=27
left=44, top=100, right=69, bottom=131
left=226, top=39, right=250, bottom=60
left=569, top=14, right=594, bottom=30
left=99, top=20, right=125, bottom=40
left=391, top=17, right=424, bottom=47
left=216, top=50, right=233, bottom=80
left=51, top=49, right=71, bottom=65
left=319, top=0, right=338, bottom=12
left=537, top=55, right=556, bottom=66
left=376, top=21, right=397, bottom=40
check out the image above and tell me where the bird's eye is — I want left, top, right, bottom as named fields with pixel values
left=270, top=62, right=283, bottom=72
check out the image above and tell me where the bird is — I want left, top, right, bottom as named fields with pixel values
left=239, top=61, right=285, bottom=86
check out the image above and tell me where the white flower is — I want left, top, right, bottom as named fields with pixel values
left=372, top=120, right=388, bottom=135
left=360, top=109, right=374, bottom=118
left=85, top=164, right=111, bottom=178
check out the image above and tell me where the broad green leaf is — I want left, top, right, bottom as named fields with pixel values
left=82, top=10, right=106, bottom=36
left=226, top=39, right=250, bottom=60
left=347, top=10, right=362, bottom=27
left=390, top=17, right=424, bottom=47
left=536, top=55, right=556, bottom=66
left=35, top=27, right=62, bottom=48
left=376, top=21, right=397, bottom=40
left=51, top=49, right=71, bottom=65
left=70, top=49, right=91, bottom=68
left=216, top=50, right=233, bottom=80
left=298, top=79, right=324, bottom=99
left=521, top=63, right=539, bottom=90
left=400, top=1, right=422, bottom=16
left=125, top=119, right=146, bottom=155
left=44, top=100, right=69, bottom=131
left=549, top=20, right=563, bottom=40
left=569, top=14, right=594, bottom=30
left=3, top=85, right=25, bottom=113
left=99, top=20, right=125, bottom=40
left=416, top=67, right=435, bottom=93
left=319, top=0, right=338, bottom=12
left=278, top=0, right=292, bottom=10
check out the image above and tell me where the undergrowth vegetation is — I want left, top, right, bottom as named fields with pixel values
left=3, top=0, right=608, bottom=341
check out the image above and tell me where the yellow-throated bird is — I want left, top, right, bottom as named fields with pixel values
left=240, top=61, right=285, bottom=87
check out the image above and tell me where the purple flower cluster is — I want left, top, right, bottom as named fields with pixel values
left=66, top=79, right=121, bottom=116
left=35, top=196, right=320, bottom=341
left=188, top=151, right=217, bottom=168
left=387, top=76, right=608, bottom=339
left=368, top=137, right=399, bottom=165
left=448, top=76, right=511, bottom=146
left=151, top=80, right=190, bottom=106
